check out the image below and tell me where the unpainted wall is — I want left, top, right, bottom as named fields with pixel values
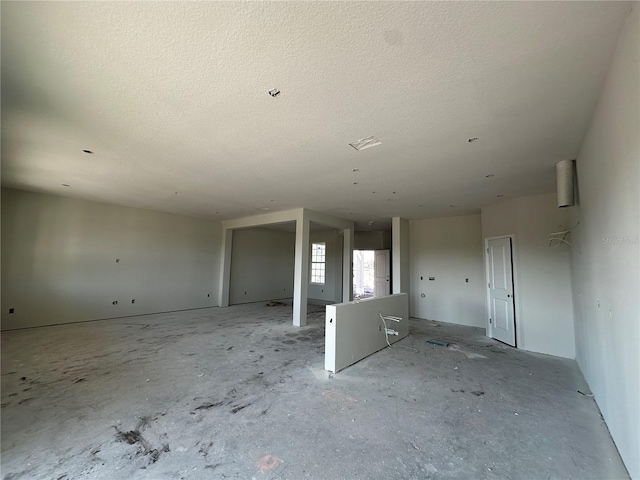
left=325, top=293, right=409, bottom=373
left=570, top=6, right=639, bottom=478
left=481, top=193, right=575, bottom=359
left=1, top=188, right=221, bottom=330
left=229, top=227, right=295, bottom=305
left=354, top=230, right=391, bottom=251
left=410, top=215, right=485, bottom=327
left=308, top=229, right=343, bottom=303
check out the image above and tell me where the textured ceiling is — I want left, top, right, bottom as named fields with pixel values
left=1, top=1, right=633, bottom=230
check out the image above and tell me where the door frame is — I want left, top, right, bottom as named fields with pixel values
left=484, top=235, right=522, bottom=348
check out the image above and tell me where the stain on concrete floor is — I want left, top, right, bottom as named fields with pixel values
left=0, top=302, right=629, bottom=479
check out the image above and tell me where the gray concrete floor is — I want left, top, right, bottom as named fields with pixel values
left=1, top=302, right=629, bottom=480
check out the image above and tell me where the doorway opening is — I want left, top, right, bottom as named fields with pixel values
left=353, top=250, right=374, bottom=300
left=353, top=249, right=390, bottom=300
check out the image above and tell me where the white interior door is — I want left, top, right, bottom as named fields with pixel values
left=487, top=237, right=516, bottom=346
left=374, top=250, right=390, bottom=297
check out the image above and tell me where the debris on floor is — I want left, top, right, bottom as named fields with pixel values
left=447, top=344, right=488, bottom=359
left=426, top=339, right=449, bottom=347
left=0, top=305, right=629, bottom=480
left=114, top=423, right=170, bottom=465
left=265, top=300, right=287, bottom=307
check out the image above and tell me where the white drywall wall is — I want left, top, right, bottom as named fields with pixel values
left=570, top=6, right=639, bottom=478
left=410, top=215, right=485, bottom=327
left=1, top=188, right=221, bottom=330
left=354, top=230, right=391, bottom=251
left=229, top=227, right=295, bottom=305
left=308, top=230, right=343, bottom=303
left=481, top=194, right=575, bottom=359
left=325, top=293, right=409, bottom=373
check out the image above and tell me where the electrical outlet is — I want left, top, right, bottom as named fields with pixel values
left=9, top=308, right=14, bottom=314
left=131, top=299, right=135, bottom=304
left=112, top=301, right=118, bottom=305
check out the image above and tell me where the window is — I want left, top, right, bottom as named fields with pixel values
left=310, top=242, right=326, bottom=284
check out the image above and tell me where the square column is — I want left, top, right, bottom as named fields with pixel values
left=293, top=212, right=310, bottom=326
left=218, top=228, right=233, bottom=307
left=392, top=217, right=410, bottom=294
left=342, top=228, right=353, bottom=302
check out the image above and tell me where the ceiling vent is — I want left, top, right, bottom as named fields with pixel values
left=349, top=136, right=382, bottom=151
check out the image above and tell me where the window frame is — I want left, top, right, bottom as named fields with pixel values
left=310, top=242, right=326, bottom=285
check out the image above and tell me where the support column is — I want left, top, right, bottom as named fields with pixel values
left=342, top=227, right=353, bottom=302
left=218, top=228, right=233, bottom=307
left=392, top=217, right=410, bottom=294
left=293, top=212, right=310, bottom=326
